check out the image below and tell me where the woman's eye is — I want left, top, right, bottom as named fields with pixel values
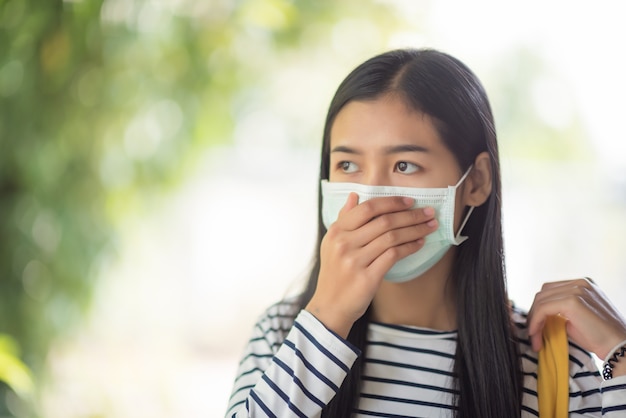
left=395, top=161, right=419, bottom=174
left=339, top=161, right=358, bottom=173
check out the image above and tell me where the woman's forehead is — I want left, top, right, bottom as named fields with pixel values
left=329, top=96, right=444, bottom=152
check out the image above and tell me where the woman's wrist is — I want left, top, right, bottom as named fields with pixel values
left=602, top=339, right=626, bottom=380
left=305, top=302, right=353, bottom=339
left=610, top=359, right=626, bottom=378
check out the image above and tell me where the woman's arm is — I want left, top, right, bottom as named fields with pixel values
left=225, top=306, right=360, bottom=418
left=562, top=341, right=626, bottom=416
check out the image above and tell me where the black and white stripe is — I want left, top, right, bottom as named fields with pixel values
left=226, top=300, right=626, bottom=417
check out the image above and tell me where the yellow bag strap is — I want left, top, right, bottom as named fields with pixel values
left=537, top=315, right=569, bottom=418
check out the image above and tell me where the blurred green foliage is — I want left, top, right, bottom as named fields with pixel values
left=0, top=0, right=401, bottom=415
left=0, top=334, right=34, bottom=399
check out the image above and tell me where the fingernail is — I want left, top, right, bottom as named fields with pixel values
left=403, top=197, right=414, bottom=205
left=427, top=219, right=438, bottom=228
left=423, top=207, right=435, bottom=216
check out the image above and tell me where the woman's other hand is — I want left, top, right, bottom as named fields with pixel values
left=527, top=278, right=626, bottom=376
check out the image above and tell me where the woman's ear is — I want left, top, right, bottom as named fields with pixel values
left=462, top=151, right=492, bottom=207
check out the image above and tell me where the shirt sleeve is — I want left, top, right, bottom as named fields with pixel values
left=225, top=308, right=361, bottom=418
left=600, top=375, right=626, bottom=417
left=567, top=343, right=626, bottom=417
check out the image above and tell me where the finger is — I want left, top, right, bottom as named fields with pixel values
left=361, top=220, right=438, bottom=261
left=367, top=206, right=436, bottom=234
left=528, top=301, right=571, bottom=351
left=529, top=323, right=545, bottom=352
left=326, top=219, right=436, bottom=278
left=539, top=278, right=594, bottom=292
left=528, top=293, right=573, bottom=334
left=527, top=282, right=593, bottom=331
left=528, top=280, right=626, bottom=357
left=529, top=279, right=594, bottom=317
left=367, top=238, right=426, bottom=280
left=338, top=192, right=359, bottom=217
left=527, top=290, right=576, bottom=352
left=345, top=207, right=437, bottom=248
left=528, top=289, right=602, bottom=352
left=529, top=313, right=570, bottom=352
left=338, top=196, right=415, bottom=230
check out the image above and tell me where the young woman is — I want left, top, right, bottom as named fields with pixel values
left=225, top=48, right=626, bottom=417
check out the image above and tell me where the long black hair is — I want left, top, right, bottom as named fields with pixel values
left=296, top=48, right=522, bottom=417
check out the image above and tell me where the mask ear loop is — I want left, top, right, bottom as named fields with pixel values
left=454, top=206, right=475, bottom=244
left=453, top=165, right=475, bottom=245
left=454, top=165, right=474, bottom=187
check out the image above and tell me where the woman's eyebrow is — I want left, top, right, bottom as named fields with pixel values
left=330, top=144, right=430, bottom=154
left=330, top=145, right=360, bottom=154
left=383, top=144, right=430, bottom=154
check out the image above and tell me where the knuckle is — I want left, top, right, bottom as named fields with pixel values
left=409, top=208, right=424, bottom=223
left=385, top=246, right=401, bottom=260
left=412, top=239, right=425, bottom=250
left=581, top=286, right=598, bottom=298
left=342, top=255, right=358, bottom=270
left=376, top=214, right=393, bottom=229
left=572, top=284, right=592, bottom=298
left=322, top=232, right=339, bottom=249
left=383, top=247, right=400, bottom=261
left=384, top=230, right=398, bottom=244
left=335, top=238, right=349, bottom=254
left=325, top=223, right=341, bottom=238
left=565, top=295, right=582, bottom=310
left=530, top=291, right=544, bottom=307
left=583, top=276, right=596, bottom=285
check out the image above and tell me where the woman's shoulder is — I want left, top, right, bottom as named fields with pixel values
left=510, top=305, right=533, bottom=355
left=510, top=304, right=530, bottom=337
left=264, top=296, right=301, bottom=315
left=252, top=297, right=302, bottom=343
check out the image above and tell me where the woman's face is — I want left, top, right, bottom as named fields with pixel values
left=328, top=94, right=463, bottom=189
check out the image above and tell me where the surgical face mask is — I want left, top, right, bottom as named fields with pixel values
left=321, top=167, right=474, bottom=283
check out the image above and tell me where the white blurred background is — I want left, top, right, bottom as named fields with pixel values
left=40, top=0, right=626, bottom=416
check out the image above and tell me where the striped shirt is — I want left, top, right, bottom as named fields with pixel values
left=226, top=300, right=626, bottom=417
